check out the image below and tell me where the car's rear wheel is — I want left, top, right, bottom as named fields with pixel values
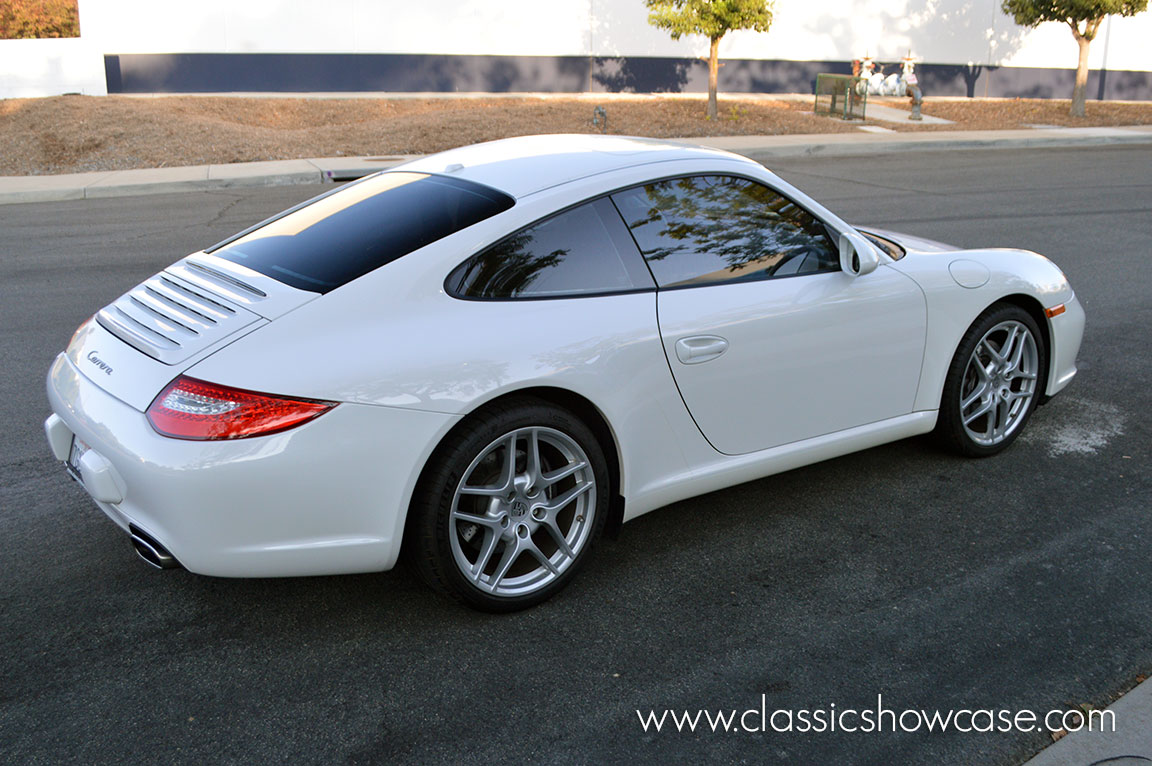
left=408, top=398, right=608, bottom=612
left=937, top=303, right=1046, bottom=457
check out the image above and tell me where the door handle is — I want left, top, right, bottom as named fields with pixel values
left=675, top=335, right=729, bottom=364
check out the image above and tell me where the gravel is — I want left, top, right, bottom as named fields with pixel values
left=2, top=93, right=1150, bottom=176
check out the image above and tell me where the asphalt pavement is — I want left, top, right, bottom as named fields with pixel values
left=1, top=145, right=1150, bottom=765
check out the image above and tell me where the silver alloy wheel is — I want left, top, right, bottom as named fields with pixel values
left=449, top=426, right=596, bottom=597
left=959, top=319, right=1039, bottom=447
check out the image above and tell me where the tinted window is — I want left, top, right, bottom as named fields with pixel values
left=448, top=198, right=651, bottom=299
left=611, top=175, right=839, bottom=288
left=209, top=172, right=514, bottom=293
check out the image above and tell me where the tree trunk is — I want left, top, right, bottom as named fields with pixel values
left=707, top=37, right=719, bottom=121
left=1071, top=30, right=1091, bottom=118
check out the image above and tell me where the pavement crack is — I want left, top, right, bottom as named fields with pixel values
left=196, top=192, right=247, bottom=229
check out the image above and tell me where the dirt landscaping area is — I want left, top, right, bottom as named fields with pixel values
left=2, top=93, right=1151, bottom=176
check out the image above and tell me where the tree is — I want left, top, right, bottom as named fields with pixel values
left=645, top=0, right=774, bottom=120
left=1001, top=0, right=1148, bottom=117
left=0, top=0, right=80, bottom=39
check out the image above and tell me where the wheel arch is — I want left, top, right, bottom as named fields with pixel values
left=401, top=386, right=627, bottom=560
left=513, top=387, right=625, bottom=536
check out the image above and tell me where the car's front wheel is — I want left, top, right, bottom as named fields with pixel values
left=407, top=398, right=608, bottom=611
left=937, top=303, right=1047, bottom=457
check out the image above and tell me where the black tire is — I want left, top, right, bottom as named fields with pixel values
left=406, top=397, right=609, bottom=612
left=937, top=303, right=1047, bottom=457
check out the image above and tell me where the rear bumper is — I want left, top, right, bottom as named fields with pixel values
left=45, top=353, right=458, bottom=577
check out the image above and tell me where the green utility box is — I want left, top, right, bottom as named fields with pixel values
left=814, top=74, right=868, bottom=120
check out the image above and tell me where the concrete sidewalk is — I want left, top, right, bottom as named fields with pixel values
left=1024, top=677, right=1152, bottom=766
left=1, top=125, right=1150, bottom=206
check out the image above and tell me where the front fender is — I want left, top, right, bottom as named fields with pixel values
left=886, top=248, right=1081, bottom=411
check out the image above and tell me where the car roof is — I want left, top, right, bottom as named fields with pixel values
left=396, top=134, right=752, bottom=199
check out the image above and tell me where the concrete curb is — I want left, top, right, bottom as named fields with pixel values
left=0, top=155, right=418, bottom=206
left=685, top=125, right=1152, bottom=161
left=1, top=127, right=1149, bottom=206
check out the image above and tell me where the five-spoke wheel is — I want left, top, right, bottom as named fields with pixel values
left=938, top=303, right=1047, bottom=456
left=408, top=398, right=608, bottom=611
left=450, top=426, right=596, bottom=597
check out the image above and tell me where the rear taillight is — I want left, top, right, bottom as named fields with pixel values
left=147, top=375, right=336, bottom=440
left=66, top=315, right=94, bottom=352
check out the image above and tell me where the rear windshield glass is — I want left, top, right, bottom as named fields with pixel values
left=208, top=172, right=514, bottom=293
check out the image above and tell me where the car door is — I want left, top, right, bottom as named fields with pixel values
left=610, top=174, right=926, bottom=455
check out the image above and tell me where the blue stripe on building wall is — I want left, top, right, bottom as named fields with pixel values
left=103, top=53, right=1152, bottom=101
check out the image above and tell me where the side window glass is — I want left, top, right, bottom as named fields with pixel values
left=449, top=199, right=649, bottom=299
left=611, top=175, right=840, bottom=288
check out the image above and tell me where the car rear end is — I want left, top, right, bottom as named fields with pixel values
left=44, top=251, right=457, bottom=577
left=42, top=168, right=524, bottom=577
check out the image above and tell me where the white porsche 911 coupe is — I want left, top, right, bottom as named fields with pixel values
left=45, top=135, right=1084, bottom=611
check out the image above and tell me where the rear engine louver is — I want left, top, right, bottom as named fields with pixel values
left=96, top=262, right=262, bottom=365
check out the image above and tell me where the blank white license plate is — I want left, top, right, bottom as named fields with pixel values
left=67, top=436, right=89, bottom=477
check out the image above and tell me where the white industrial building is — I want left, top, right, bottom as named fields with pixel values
left=2, top=0, right=1149, bottom=99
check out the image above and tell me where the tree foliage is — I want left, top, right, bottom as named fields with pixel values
left=1001, top=0, right=1146, bottom=35
left=645, top=0, right=774, bottom=120
left=1000, top=0, right=1147, bottom=116
left=645, top=0, right=773, bottom=41
left=0, top=0, right=81, bottom=39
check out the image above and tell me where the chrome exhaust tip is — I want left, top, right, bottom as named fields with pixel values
left=128, top=524, right=182, bottom=570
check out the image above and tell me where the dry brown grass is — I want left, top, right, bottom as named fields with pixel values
left=2, top=94, right=1150, bottom=176
left=869, top=96, right=1152, bottom=131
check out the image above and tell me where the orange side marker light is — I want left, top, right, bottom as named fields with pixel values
left=1045, top=304, right=1066, bottom=318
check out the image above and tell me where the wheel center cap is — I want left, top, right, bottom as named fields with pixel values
left=510, top=499, right=530, bottom=518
